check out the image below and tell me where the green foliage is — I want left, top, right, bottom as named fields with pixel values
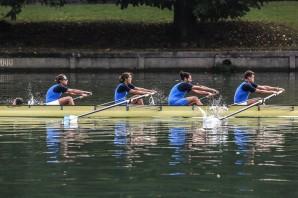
left=1, top=0, right=270, bottom=22
left=0, top=0, right=25, bottom=20
left=193, top=0, right=269, bottom=22
left=39, top=0, right=65, bottom=6
left=117, top=0, right=270, bottom=22
left=116, top=0, right=174, bottom=9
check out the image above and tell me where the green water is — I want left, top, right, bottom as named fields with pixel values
left=0, top=117, right=298, bottom=197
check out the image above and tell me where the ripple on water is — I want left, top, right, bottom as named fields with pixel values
left=0, top=117, right=298, bottom=197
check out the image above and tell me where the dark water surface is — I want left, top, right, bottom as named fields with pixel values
left=0, top=117, right=298, bottom=197
left=0, top=72, right=297, bottom=105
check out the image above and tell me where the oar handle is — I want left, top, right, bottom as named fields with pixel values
left=199, top=92, right=219, bottom=101
left=262, top=90, right=284, bottom=103
left=73, top=92, right=93, bottom=101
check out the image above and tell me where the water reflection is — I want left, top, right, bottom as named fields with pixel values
left=113, top=120, right=158, bottom=160
left=46, top=123, right=61, bottom=163
left=234, top=127, right=255, bottom=166
left=230, top=119, right=286, bottom=167
left=46, top=122, right=90, bottom=163
left=168, top=127, right=186, bottom=166
left=0, top=117, right=297, bottom=197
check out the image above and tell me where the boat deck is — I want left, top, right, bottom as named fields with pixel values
left=0, top=105, right=297, bottom=118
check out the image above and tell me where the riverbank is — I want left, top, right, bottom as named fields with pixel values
left=0, top=50, right=297, bottom=72
left=1, top=2, right=298, bottom=29
left=1, top=2, right=298, bottom=50
left=0, top=20, right=297, bottom=50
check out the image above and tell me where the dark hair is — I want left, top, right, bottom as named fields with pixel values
left=119, top=72, right=132, bottom=83
left=14, top=97, right=24, bottom=105
left=55, top=74, right=68, bottom=83
left=180, top=71, right=191, bottom=80
left=244, top=70, right=255, bottom=79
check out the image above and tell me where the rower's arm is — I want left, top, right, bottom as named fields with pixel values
left=66, top=89, right=91, bottom=96
left=191, top=89, right=213, bottom=96
left=192, top=85, right=218, bottom=94
left=255, top=88, right=276, bottom=94
left=258, top=85, right=275, bottom=90
left=129, top=89, right=148, bottom=95
left=258, top=85, right=284, bottom=92
left=134, top=87, right=154, bottom=92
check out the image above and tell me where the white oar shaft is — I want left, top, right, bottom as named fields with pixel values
left=220, top=91, right=282, bottom=120
left=220, top=101, right=262, bottom=120
left=77, top=93, right=154, bottom=118
left=78, top=100, right=127, bottom=118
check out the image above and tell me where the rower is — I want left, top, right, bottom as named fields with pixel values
left=45, top=74, right=92, bottom=106
left=168, top=71, right=219, bottom=106
left=234, top=70, right=285, bottom=105
left=114, top=72, right=155, bottom=105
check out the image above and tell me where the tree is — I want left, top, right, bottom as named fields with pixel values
left=0, top=0, right=26, bottom=20
left=1, top=0, right=269, bottom=40
left=116, top=0, right=269, bottom=40
left=192, top=0, right=269, bottom=22
left=116, top=0, right=196, bottom=40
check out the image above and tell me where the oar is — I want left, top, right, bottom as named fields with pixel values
left=219, top=90, right=283, bottom=120
left=63, top=92, right=156, bottom=124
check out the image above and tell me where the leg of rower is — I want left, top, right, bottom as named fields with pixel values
left=187, top=96, right=203, bottom=106
left=131, top=98, right=144, bottom=105
left=247, top=98, right=261, bottom=105
left=59, top=96, right=75, bottom=105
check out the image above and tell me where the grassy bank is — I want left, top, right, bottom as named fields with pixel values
left=0, top=2, right=297, bottom=50
left=0, top=2, right=297, bottom=27
left=0, top=4, right=173, bottom=23
left=243, top=1, right=298, bottom=30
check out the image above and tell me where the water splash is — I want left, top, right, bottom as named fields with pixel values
left=195, top=95, right=229, bottom=129
left=151, top=88, right=168, bottom=105
left=203, top=116, right=222, bottom=129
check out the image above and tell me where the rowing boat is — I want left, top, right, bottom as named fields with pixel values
left=0, top=105, right=297, bottom=118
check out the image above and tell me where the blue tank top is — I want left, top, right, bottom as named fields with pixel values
left=234, top=82, right=254, bottom=104
left=114, top=83, right=134, bottom=102
left=168, top=82, right=189, bottom=104
left=46, top=84, right=63, bottom=103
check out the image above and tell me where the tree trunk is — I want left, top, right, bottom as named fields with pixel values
left=173, top=0, right=196, bottom=42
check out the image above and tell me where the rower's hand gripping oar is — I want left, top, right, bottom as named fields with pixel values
left=73, top=92, right=93, bottom=101
left=219, top=90, right=283, bottom=120
left=63, top=92, right=156, bottom=124
left=199, top=91, right=220, bottom=103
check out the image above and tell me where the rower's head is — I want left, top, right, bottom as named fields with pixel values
left=55, top=74, right=68, bottom=86
left=119, top=72, right=132, bottom=84
left=12, top=97, right=24, bottom=106
left=244, top=70, right=255, bottom=83
left=180, top=71, right=192, bottom=82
